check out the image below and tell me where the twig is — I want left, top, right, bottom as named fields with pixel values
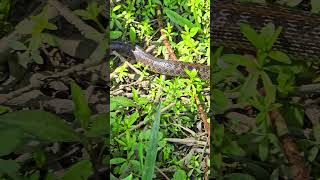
left=270, top=109, right=310, bottom=180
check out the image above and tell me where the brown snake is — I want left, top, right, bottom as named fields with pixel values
left=212, top=0, right=320, bottom=61
left=110, top=41, right=210, bottom=80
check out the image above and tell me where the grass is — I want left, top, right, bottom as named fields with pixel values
left=110, top=0, right=210, bottom=179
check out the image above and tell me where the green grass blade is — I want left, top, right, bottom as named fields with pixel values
left=142, top=103, right=162, bottom=180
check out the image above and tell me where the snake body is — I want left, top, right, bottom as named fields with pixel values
left=110, top=1, right=320, bottom=80
left=110, top=41, right=210, bottom=80
left=212, top=0, right=320, bottom=61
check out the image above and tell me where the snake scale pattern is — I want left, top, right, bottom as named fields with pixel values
left=110, top=41, right=210, bottom=80
left=212, top=0, right=320, bottom=61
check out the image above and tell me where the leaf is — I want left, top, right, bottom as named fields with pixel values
left=308, top=146, right=319, bottom=162
left=270, top=168, right=279, bottom=180
left=110, top=96, right=135, bottom=111
left=239, top=73, right=259, bottom=102
left=240, top=22, right=263, bottom=50
left=225, top=173, right=255, bottom=180
left=260, top=23, right=275, bottom=42
left=212, top=46, right=224, bottom=66
left=222, top=54, right=257, bottom=68
left=223, top=141, right=246, bottom=156
left=0, top=110, right=81, bottom=142
left=213, top=123, right=224, bottom=147
left=282, top=104, right=304, bottom=128
left=268, top=51, right=291, bottom=64
left=129, top=27, right=136, bottom=44
left=110, top=158, right=126, bottom=165
left=267, top=26, right=282, bottom=51
left=260, top=71, right=276, bottom=107
left=110, top=31, right=122, bottom=39
left=142, top=103, right=162, bottom=180
left=172, top=169, right=187, bottom=180
left=41, top=33, right=58, bottom=47
left=71, top=81, right=91, bottom=129
left=31, top=51, right=44, bottom=64
left=0, top=127, right=23, bottom=156
left=313, top=123, right=320, bottom=142
left=0, top=159, right=21, bottom=180
left=213, top=152, right=223, bottom=169
left=0, top=105, right=9, bottom=114
left=8, top=40, right=27, bottom=51
left=259, top=138, right=269, bottom=161
left=62, top=160, right=93, bottom=180
left=122, top=174, right=133, bottom=180
left=213, top=89, right=230, bottom=113
left=15, top=19, right=35, bottom=35
left=125, top=111, right=139, bottom=127
left=311, top=0, right=320, bottom=13
left=73, top=9, right=91, bottom=20
left=86, top=113, right=108, bottom=137
left=164, top=8, right=195, bottom=28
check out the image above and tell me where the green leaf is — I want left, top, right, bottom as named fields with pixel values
left=0, top=127, right=23, bottom=156
left=213, top=123, right=224, bottom=147
left=41, top=33, right=58, bottom=47
left=240, top=22, right=263, bottom=50
left=0, top=159, right=21, bottom=180
left=311, top=0, right=320, bottom=13
left=164, top=8, right=195, bottom=28
left=15, top=19, right=35, bottom=35
left=122, top=174, right=133, bottom=180
left=142, top=103, right=162, bottom=180
left=212, top=46, right=224, bottom=66
left=0, top=110, right=81, bottom=142
left=222, top=54, right=257, bottom=68
left=86, top=113, right=108, bottom=137
left=110, top=96, right=135, bottom=111
left=213, top=152, right=223, bottom=169
left=268, top=51, right=291, bottom=64
left=223, top=141, right=246, bottom=156
left=110, top=158, right=126, bottom=165
left=259, top=138, right=269, bottom=161
left=172, top=169, right=187, bottom=180
left=129, top=27, right=136, bottom=44
left=33, top=149, right=46, bottom=168
left=270, top=168, right=279, bottom=180
left=260, top=71, right=276, bottom=107
left=225, top=173, right=255, bottom=180
left=0, top=105, right=9, bottom=114
left=29, top=171, right=40, bottom=180
left=125, top=111, right=139, bottom=127
left=267, top=26, right=282, bottom=51
left=313, top=124, right=320, bottom=142
left=8, top=40, right=27, bottom=51
left=73, top=9, right=91, bottom=20
left=110, top=31, right=122, bottom=39
left=62, top=160, right=93, bottom=180
left=239, top=73, right=259, bottom=101
left=283, top=104, right=304, bottom=128
left=213, top=89, right=230, bottom=113
left=308, top=146, right=319, bottom=162
left=31, top=50, right=44, bottom=64
left=260, top=23, right=275, bottom=45
left=71, top=81, right=91, bottom=129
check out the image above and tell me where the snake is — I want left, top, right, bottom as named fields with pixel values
left=3, top=0, right=320, bottom=86
left=109, top=41, right=210, bottom=80
left=212, top=0, right=320, bottom=61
